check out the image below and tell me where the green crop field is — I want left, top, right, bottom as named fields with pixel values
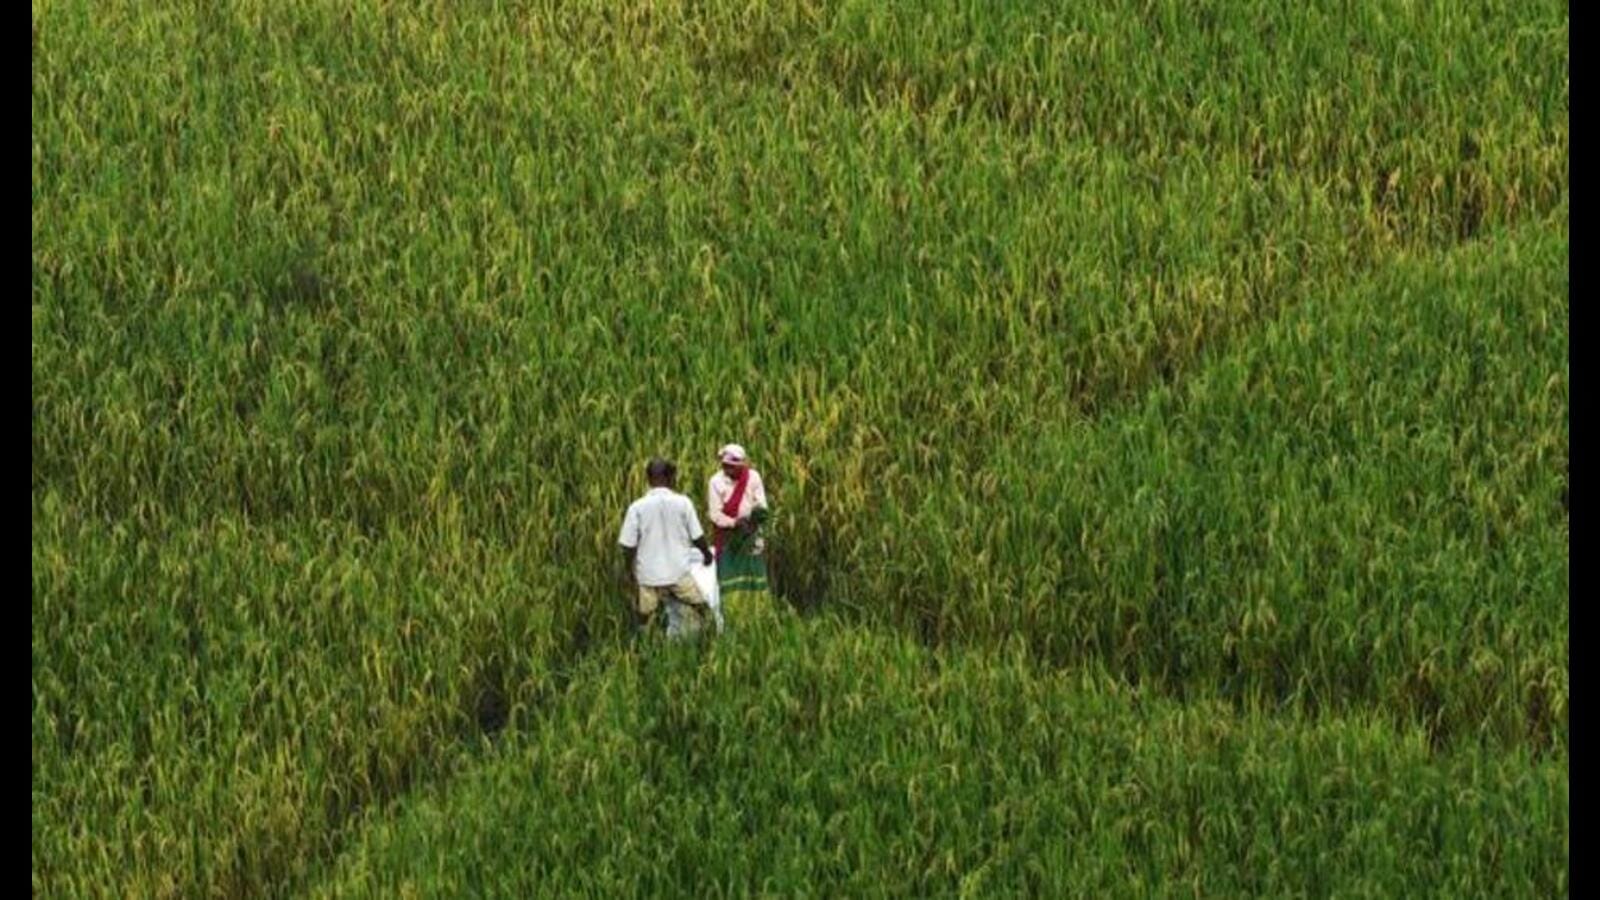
left=33, top=0, right=1566, bottom=896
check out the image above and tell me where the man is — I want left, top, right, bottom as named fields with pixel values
left=618, top=458, right=716, bottom=638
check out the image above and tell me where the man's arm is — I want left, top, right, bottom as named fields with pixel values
left=618, top=504, right=639, bottom=592
left=685, top=499, right=714, bottom=566
left=620, top=541, right=639, bottom=598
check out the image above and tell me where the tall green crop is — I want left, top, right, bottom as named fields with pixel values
left=33, top=0, right=1565, bottom=895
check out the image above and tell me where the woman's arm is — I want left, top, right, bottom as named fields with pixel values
left=708, top=477, right=739, bottom=529
left=750, top=470, right=769, bottom=510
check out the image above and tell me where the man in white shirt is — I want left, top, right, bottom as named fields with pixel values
left=618, top=458, right=716, bottom=637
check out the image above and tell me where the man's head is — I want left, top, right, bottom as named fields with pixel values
left=646, top=457, right=676, bottom=488
left=719, top=443, right=748, bottom=479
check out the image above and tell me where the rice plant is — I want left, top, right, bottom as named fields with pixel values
left=33, top=0, right=1566, bottom=895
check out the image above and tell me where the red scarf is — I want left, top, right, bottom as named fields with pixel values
left=713, top=467, right=750, bottom=560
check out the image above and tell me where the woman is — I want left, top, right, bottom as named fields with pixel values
left=707, top=443, right=771, bottom=615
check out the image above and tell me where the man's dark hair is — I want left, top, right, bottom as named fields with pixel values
left=646, top=458, right=676, bottom=483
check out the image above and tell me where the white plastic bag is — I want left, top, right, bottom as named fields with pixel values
left=690, top=556, right=723, bottom=632
left=666, top=553, right=723, bottom=636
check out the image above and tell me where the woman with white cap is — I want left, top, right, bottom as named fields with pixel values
left=708, top=443, right=771, bottom=615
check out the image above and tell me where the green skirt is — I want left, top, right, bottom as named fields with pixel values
left=717, top=541, right=771, bottom=612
